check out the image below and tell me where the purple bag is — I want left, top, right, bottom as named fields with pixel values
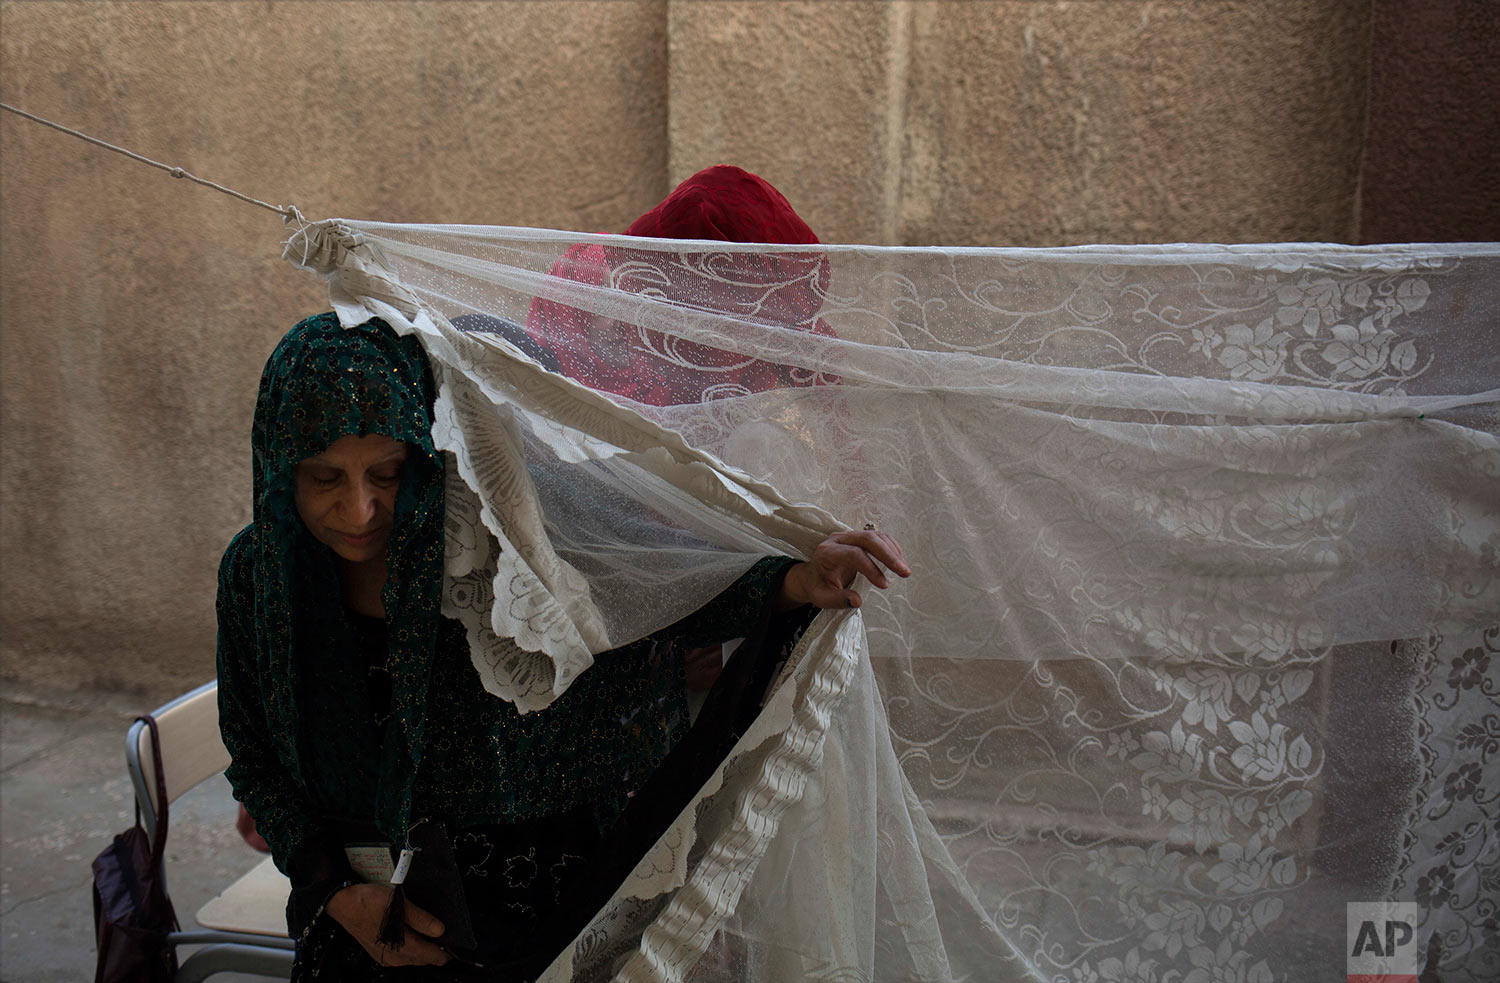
left=91, top=715, right=179, bottom=982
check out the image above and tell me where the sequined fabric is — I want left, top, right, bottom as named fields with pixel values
left=219, top=531, right=788, bottom=853
left=218, top=312, right=445, bottom=857
left=214, top=312, right=797, bottom=978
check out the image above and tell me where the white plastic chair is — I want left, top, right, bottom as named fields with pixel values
left=126, top=681, right=296, bottom=981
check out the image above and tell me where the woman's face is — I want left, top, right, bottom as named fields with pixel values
left=294, top=433, right=409, bottom=564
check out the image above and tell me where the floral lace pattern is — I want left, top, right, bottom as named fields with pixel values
left=288, top=224, right=1500, bottom=982
left=826, top=249, right=1457, bottom=397
left=1395, top=629, right=1500, bottom=983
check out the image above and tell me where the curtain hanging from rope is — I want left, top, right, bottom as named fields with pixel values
left=285, top=220, right=1500, bottom=983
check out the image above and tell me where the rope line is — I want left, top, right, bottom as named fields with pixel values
left=2, top=101, right=306, bottom=226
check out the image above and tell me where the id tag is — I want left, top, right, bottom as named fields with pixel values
left=344, top=844, right=395, bottom=884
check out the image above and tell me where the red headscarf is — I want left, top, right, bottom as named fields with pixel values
left=525, top=166, right=837, bottom=406
left=623, top=164, right=820, bottom=243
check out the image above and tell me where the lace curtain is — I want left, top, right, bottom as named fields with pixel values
left=286, top=221, right=1499, bottom=983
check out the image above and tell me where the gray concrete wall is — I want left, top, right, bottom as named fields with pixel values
left=2, top=0, right=1375, bottom=698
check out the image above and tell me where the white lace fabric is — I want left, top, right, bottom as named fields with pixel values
left=286, top=221, right=1499, bottom=983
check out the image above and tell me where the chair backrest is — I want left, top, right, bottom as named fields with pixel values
left=126, top=681, right=232, bottom=847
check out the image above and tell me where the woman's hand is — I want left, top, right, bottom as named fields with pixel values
left=325, top=882, right=450, bottom=967
left=778, top=529, right=911, bottom=611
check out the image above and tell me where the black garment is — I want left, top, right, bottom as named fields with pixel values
left=286, top=594, right=816, bottom=981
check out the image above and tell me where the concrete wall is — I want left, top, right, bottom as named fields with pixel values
left=1358, top=0, right=1500, bottom=242
left=1, top=1, right=670, bottom=697
left=669, top=0, right=1371, bottom=245
left=0, top=0, right=1396, bottom=698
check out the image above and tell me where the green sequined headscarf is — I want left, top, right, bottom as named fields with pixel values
left=250, top=312, right=444, bottom=844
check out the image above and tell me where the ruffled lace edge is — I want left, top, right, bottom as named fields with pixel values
left=534, top=608, right=862, bottom=982
left=330, top=286, right=845, bottom=712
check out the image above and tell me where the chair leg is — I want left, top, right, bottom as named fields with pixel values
left=175, top=943, right=296, bottom=982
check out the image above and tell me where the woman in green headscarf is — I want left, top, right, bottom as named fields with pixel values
left=216, top=313, right=909, bottom=978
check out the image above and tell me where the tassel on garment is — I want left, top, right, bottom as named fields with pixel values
left=375, top=846, right=416, bottom=947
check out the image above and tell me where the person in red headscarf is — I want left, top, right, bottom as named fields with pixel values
left=524, top=165, right=838, bottom=407
left=524, top=166, right=845, bottom=696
